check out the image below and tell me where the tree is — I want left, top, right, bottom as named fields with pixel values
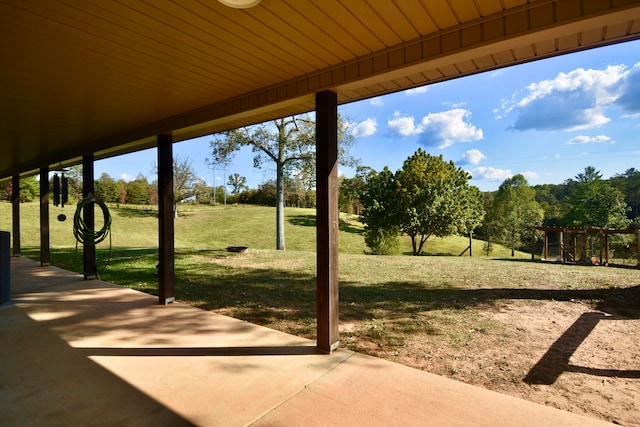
left=489, top=174, right=544, bottom=257
left=339, top=166, right=374, bottom=214
left=172, top=156, right=202, bottom=217
left=227, top=173, right=248, bottom=195
left=125, top=174, right=151, bottom=205
left=563, top=166, right=629, bottom=229
left=94, top=172, right=120, bottom=203
left=610, top=168, right=640, bottom=220
left=360, top=167, right=400, bottom=255
left=153, top=155, right=203, bottom=215
left=394, top=150, right=483, bottom=256
left=210, top=114, right=356, bottom=250
left=360, top=150, right=484, bottom=256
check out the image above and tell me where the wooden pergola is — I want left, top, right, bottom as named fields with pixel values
left=534, top=226, right=640, bottom=267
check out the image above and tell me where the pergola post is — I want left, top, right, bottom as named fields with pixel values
left=157, top=134, right=175, bottom=305
left=543, top=231, right=548, bottom=260
left=11, top=175, right=20, bottom=257
left=40, top=167, right=50, bottom=266
left=636, top=231, right=640, bottom=267
left=315, top=90, right=339, bottom=353
left=83, top=155, right=97, bottom=279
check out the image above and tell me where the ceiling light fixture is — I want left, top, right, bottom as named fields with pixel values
left=218, top=0, right=261, bottom=9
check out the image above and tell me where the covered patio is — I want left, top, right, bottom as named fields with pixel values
left=0, top=256, right=614, bottom=426
left=1, top=1, right=640, bottom=424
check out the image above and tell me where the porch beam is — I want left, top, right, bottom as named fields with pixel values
left=157, top=134, right=175, bottom=305
left=12, top=175, right=20, bottom=257
left=315, top=90, right=339, bottom=353
left=39, top=167, right=49, bottom=266
left=83, top=155, right=97, bottom=279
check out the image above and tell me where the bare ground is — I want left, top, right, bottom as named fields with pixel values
left=344, top=299, right=640, bottom=426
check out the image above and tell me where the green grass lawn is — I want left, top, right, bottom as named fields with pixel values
left=0, top=201, right=524, bottom=257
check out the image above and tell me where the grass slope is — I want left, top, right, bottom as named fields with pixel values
left=0, top=201, right=524, bottom=258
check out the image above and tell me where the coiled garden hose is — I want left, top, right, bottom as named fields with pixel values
left=73, top=196, right=113, bottom=276
left=73, top=197, right=112, bottom=245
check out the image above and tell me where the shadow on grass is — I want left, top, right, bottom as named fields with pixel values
left=114, top=207, right=158, bottom=218
left=23, top=247, right=640, bottom=325
left=288, top=214, right=363, bottom=235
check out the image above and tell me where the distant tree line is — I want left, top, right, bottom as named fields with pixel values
left=2, top=150, right=638, bottom=260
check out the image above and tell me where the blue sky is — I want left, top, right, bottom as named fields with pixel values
left=96, top=39, right=640, bottom=192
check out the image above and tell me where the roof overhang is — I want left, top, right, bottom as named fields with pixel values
left=2, top=0, right=640, bottom=180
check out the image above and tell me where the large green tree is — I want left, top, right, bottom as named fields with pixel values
left=210, top=114, right=356, bottom=250
left=360, top=167, right=400, bottom=255
left=489, top=174, right=544, bottom=257
left=360, top=149, right=484, bottom=256
left=610, top=168, right=640, bottom=220
left=125, top=174, right=151, bottom=205
left=394, top=150, right=483, bottom=256
left=563, top=166, right=629, bottom=228
left=94, top=172, right=120, bottom=203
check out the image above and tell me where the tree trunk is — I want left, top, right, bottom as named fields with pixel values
left=276, top=161, right=285, bottom=250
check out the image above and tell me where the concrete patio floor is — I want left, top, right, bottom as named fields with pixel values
left=0, top=256, right=615, bottom=426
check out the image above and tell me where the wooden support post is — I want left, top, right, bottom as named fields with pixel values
left=543, top=231, right=548, bottom=260
left=157, top=134, right=175, bottom=305
left=531, top=227, right=535, bottom=260
left=11, top=175, right=20, bottom=257
left=316, top=90, right=339, bottom=353
left=83, top=155, right=97, bottom=279
left=39, top=167, right=50, bottom=266
left=599, top=233, right=604, bottom=266
left=560, top=230, right=565, bottom=264
left=581, top=232, right=587, bottom=264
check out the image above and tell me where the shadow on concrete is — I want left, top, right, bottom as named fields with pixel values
left=81, top=345, right=321, bottom=357
left=0, top=304, right=195, bottom=427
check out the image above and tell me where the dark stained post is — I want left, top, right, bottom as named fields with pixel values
left=543, top=230, right=548, bottom=260
left=531, top=228, right=535, bottom=260
left=315, top=90, right=339, bottom=353
left=83, top=155, right=97, bottom=279
left=157, top=134, right=175, bottom=305
left=11, top=175, right=20, bottom=257
left=636, top=232, right=640, bottom=267
left=39, top=167, right=50, bottom=266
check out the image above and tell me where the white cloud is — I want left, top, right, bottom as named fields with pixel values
left=522, top=171, right=540, bottom=180
left=351, top=117, right=377, bottom=137
left=369, top=97, right=384, bottom=106
left=388, top=112, right=422, bottom=137
left=405, top=86, right=428, bottom=96
left=473, top=167, right=512, bottom=181
left=119, top=173, right=132, bottom=181
left=616, top=62, right=640, bottom=115
left=566, top=134, right=613, bottom=144
left=418, top=109, right=483, bottom=148
left=388, top=109, right=483, bottom=148
left=459, top=149, right=486, bottom=165
left=500, top=65, right=628, bottom=131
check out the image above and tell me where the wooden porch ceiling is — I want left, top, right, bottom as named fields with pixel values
left=1, top=0, right=640, bottom=179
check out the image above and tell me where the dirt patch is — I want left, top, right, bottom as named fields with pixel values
left=345, top=300, right=640, bottom=426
